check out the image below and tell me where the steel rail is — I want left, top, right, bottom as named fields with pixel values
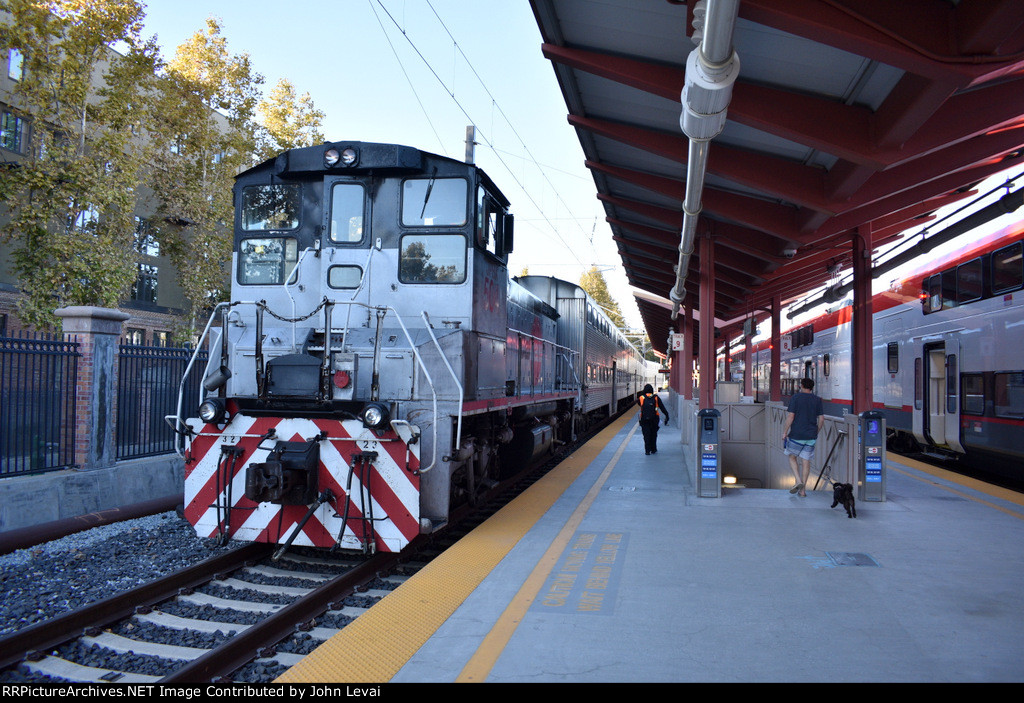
left=0, top=542, right=272, bottom=672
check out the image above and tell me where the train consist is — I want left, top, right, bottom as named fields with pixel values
left=749, top=220, right=1024, bottom=472
left=174, top=140, right=651, bottom=554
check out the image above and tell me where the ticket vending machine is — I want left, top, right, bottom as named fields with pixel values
left=858, top=410, right=886, bottom=502
left=697, top=408, right=721, bottom=498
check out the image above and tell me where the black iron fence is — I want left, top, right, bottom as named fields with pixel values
left=116, top=344, right=208, bottom=460
left=0, top=332, right=80, bottom=477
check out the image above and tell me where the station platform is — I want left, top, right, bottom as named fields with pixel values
left=277, top=403, right=1024, bottom=684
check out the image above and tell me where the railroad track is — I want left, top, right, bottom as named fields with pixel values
left=0, top=409, right=624, bottom=684
left=0, top=542, right=415, bottom=683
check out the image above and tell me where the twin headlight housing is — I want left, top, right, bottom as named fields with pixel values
left=324, top=145, right=358, bottom=168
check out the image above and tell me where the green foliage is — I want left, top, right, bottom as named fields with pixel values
left=579, top=266, right=625, bottom=329
left=257, top=78, right=325, bottom=160
left=0, top=0, right=158, bottom=331
left=0, top=7, right=326, bottom=337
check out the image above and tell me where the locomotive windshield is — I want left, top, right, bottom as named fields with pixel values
left=329, top=182, right=365, bottom=244
left=401, top=177, right=468, bottom=227
left=241, top=184, right=301, bottom=231
left=399, top=233, right=466, bottom=284
left=238, top=237, right=298, bottom=285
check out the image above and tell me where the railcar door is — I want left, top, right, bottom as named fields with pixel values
left=918, top=336, right=964, bottom=453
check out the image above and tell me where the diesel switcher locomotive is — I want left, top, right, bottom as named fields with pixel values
left=172, top=141, right=650, bottom=554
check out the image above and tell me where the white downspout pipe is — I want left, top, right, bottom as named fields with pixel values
left=671, top=0, right=740, bottom=318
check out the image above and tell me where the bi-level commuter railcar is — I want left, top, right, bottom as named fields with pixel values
left=749, top=220, right=1024, bottom=475
left=173, top=141, right=649, bottom=554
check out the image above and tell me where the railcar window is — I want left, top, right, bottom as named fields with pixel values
left=991, top=242, right=1023, bottom=294
left=887, top=342, right=899, bottom=374
left=241, top=184, right=301, bottom=231
left=329, top=183, right=365, bottom=243
left=399, top=233, right=466, bottom=284
left=239, top=237, right=298, bottom=285
left=961, top=374, right=985, bottom=416
left=328, top=265, right=362, bottom=289
left=401, top=177, right=467, bottom=227
left=956, top=259, right=983, bottom=304
left=993, top=371, right=1024, bottom=418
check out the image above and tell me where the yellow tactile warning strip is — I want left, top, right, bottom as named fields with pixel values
left=888, top=455, right=1024, bottom=518
left=275, top=410, right=637, bottom=684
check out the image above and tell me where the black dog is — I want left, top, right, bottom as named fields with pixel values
left=831, top=482, right=857, bottom=518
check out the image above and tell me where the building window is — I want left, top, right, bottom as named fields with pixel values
left=133, top=217, right=160, bottom=256
left=153, top=331, right=170, bottom=347
left=125, top=327, right=145, bottom=345
left=8, top=49, right=24, bottom=81
left=70, top=204, right=99, bottom=234
left=1, top=112, right=25, bottom=153
left=131, top=263, right=158, bottom=304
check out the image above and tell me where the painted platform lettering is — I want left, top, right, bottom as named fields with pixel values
left=533, top=531, right=628, bottom=615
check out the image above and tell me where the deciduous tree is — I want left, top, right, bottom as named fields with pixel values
left=0, top=0, right=159, bottom=330
left=147, top=17, right=262, bottom=341
left=257, top=78, right=325, bottom=160
left=579, top=266, right=625, bottom=329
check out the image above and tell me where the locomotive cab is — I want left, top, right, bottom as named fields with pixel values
left=177, top=141, right=584, bottom=555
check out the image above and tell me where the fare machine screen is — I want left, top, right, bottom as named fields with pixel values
left=858, top=411, right=886, bottom=502
left=698, top=409, right=721, bottom=498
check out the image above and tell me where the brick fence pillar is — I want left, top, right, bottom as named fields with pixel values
left=55, top=306, right=130, bottom=470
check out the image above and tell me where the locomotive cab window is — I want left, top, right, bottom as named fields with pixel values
left=476, top=187, right=507, bottom=260
left=399, top=233, right=466, bottom=284
left=329, top=182, right=365, bottom=244
left=328, top=265, right=363, bottom=289
left=239, top=237, right=298, bottom=285
left=241, top=184, right=301, bottom=231
left=401, top=177, right=467, bottom=227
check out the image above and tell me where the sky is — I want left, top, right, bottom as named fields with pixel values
left=137, top=0, right=1024, bottom=340
left=139, top=0, right=641, bottom=325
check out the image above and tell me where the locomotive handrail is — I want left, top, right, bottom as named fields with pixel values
left=421, top=311, right=464, bottom=452
left=167, top=300, right=235, bottom=457
left=508, top=326, right=582, bottom=404
left=168, top=299, right=440, bottom=474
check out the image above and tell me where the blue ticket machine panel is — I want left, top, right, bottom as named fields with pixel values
left=697, top=408, right=721, bottom=498
left=858, top=411, right=886, bottom=502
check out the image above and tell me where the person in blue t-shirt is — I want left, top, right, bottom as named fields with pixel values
left=782, top=377, right=824, bottom=497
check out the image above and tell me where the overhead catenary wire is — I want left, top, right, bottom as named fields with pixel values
left=371, top=0, right=592, bottom=269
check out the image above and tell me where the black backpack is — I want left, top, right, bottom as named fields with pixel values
left=639, top=393, right=659, bottom=422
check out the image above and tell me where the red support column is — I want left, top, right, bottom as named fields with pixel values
left=743, top=319, right=753, bottom=397
left=699, top=234, right=716, bottom=409
left=683, top=305, right=694, bottom=400
left=852, top=223, right=874, bottom=414
left=770, top=294, right=782, bottom=402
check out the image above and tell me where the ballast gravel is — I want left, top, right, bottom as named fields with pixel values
left=0, top=511, right=379, bottom=683
left=0, top=511, right=235, bottom=638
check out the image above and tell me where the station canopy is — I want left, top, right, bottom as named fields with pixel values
left=531, top=0, right=1024, bottom=354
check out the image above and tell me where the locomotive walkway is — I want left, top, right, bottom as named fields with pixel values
left=278, top=397, right=1024, bottom=683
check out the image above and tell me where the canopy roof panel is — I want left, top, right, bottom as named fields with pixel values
left=531, top=0, right=1024, bottom=353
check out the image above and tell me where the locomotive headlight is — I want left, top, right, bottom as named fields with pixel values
left=324, top=148, right=340, bottom=167
left=198, top=398, right=227, bottom=424
left=360, top=402, right=389, bottom=429
left=340, top=147, right=358, bottom=166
